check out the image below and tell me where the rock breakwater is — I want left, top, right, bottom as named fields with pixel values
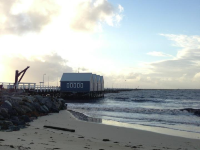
left=0, top=90, right=66, bottom=131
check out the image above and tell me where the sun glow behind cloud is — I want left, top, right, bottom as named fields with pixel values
left=0, top=0, right=125, bottom=83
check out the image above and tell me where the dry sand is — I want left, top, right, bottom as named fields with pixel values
left=0, top=110, right=200, bottom=150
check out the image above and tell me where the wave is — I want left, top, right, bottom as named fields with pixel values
left=111, top=96, right=165, bottom=103
left=131, top=99, right=163, bottom=103
left=67, top=109, right=200, bottom=134
left=100, top=113, right=200, bottom=126
left=68, top=104, right=195, bottom=116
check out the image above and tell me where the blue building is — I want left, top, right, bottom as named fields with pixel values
left=92, top=74, right=97, bottom=91
left=100, top=76, right=104, bottom=91
left=60, top=73, right=94, bottom=92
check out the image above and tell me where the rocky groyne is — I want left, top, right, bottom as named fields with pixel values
left=0, top=90, right=66, bottom=131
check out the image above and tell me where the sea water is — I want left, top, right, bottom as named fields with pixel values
left=67, top=89, right=200, bottom=139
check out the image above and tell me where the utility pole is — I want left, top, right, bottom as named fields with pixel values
left=43, top=74, right=46, bottom=87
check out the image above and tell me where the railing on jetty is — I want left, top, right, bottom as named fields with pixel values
left=0, top=82, right=36, bottom=90
left=0, top=82, right=59, bottom=92
left=35, top=85, right=60, bottom=92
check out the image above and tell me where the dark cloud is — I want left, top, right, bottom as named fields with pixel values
left=2, top=53, right=73, bottom=84
left=0, top=0, right=60, bottom=35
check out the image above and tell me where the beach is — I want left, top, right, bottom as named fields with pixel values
left=67, top=90, right=200, bottom=139
left=0, top=110, right=200, bottom=150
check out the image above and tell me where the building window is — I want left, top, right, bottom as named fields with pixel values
left=67, top=83, right=69, bottom=88
left=77, top=83, right=80, bottom=88
left=74, top=83, right=76, bottom=88
left=81, top=83, right=83, bottom=88
left=70, top=83, right=73, bottom=88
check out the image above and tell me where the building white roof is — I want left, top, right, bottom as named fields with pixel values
left=61, top=73, right=93, bottom=82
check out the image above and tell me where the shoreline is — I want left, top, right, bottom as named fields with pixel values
left=1, top=110, right=199, bottom=150
left=68, top=109, right=200, bottom=140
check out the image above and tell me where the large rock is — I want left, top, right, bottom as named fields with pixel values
left=0, top=120, right=4, bottom=126
left=57, top=98, right=66, bottom=110
left=10, top=116, right=20, bottom=125
left=20, top=115, right=30, bottom=122
left=13, top=104, right=25, bottom=115
left=0, top=92, right=67, bottom=131
left=10, top=97, right=22, bottom=101
left=7, top=109, right=17, bottom=116
left=0, top=115, right=4, bottom=120
left=22, top=96, right=34, bottom=103
left=20, top=105, right=32, bottom=113
left=1, top=120, right=13, bottom=130
left=33, top=102, right=43, bottom=113
left=42, top=105, right=49, bottom=113
left=194, top=110, right=200, bottom=116
left=23, top=102, right=36, bottom=112
left=44, top=98, right=53, bottom=110
left=0, top=108, right=9, bottom=118
left=181, top=108, right=200, bottom=117
left=9, top=125, right=20, bottom=131
left=1, top=100, right=12, bottom=111
left=34, top=95, right=44, bottom=104
left=40, top=105, right=48, bottom=113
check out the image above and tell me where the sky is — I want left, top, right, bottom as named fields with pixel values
left=0, top=0, right=200, bottom=89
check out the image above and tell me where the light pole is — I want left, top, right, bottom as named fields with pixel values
left=43, top=74, right=46, bottom=87
left=48, top=76, right=49, bottom=87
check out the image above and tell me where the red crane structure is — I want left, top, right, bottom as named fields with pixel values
left=14, top=66, right=30, bottom=89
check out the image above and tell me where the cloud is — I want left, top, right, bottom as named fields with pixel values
left=141, top=34, right=200, bottom=88
left=114, top=34, right=200, bottom=89
left=126, top=73, right=141, bottom=80
left=193, top=72, right=200, bottom=81
left=118, top=4, right=124, bottom=13
left=70, top=0, right=124, bottom=32
left=160, top=34, right=200, bottom=49
left=1, top=53, right=73, bottom=85
left=147, top=51, right=174, bottom=57
left=0, top=0, right=60, bottom=35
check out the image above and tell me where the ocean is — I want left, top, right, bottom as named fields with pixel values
left=66, top=89, right=200, bottom=139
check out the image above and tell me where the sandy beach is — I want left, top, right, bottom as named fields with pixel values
left=0, top=110, right=200, bottom=150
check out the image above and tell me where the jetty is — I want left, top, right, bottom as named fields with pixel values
left=0, top=67, right=134, bottom=99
